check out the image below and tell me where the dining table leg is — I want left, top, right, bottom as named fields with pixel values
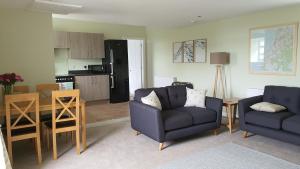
left=81, top=102, right=87, bottom=151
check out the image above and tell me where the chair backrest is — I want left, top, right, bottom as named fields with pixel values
left=13, top=85, right=29, bottom=94
left=36, top=84, right=59, bottom=98
left=52, top=90, right=80, bottom=129
left=5, top=93, right=39, bottom=135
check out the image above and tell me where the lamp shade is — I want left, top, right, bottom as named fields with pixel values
left=210, top=52, right=230, bottom=64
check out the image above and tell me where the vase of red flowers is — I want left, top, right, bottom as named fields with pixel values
left=0, top=73, right=24, bottom=95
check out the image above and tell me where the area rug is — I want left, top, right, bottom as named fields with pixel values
left=156, top=143, right=300, bottom=169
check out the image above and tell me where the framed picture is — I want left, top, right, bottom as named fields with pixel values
left=183, top=40, right=194, bottom=63
left=173, top=42, right=183, bottom=63
left=194, top=39, right=207, bottom=63
left=249, top=23, right=298, bottom=75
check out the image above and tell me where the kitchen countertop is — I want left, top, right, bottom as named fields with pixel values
left=69, top=73, right=109, bottom=76
left=56, top=70, right=109, bottom=77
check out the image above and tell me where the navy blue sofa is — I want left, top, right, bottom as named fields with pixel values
left=129, top=85, right=223, bottom=150
left=239, top=85, right=300, bottom=145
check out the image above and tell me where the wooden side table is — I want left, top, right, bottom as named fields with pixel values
left=223, top=98, right=239, bottom=134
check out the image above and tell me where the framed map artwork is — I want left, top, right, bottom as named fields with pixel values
left=249, top=23, right=298, bottom=75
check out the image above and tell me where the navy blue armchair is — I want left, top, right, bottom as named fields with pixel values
left=129, top=85, right=223, bottom=150
left=239, top=85, right=300, bottom=145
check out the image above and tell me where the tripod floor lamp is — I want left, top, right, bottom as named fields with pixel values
left=210, top=52, right=230, bottom=99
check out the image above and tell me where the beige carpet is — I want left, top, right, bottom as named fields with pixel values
left=13, top=120, right=300, bottom=169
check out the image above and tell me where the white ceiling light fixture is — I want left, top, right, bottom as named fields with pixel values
left=190, top=16, right=202, bottom=23
left=30, top=0, right=83, bottom=15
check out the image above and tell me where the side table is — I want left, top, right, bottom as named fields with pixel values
left=223, top=98, right=239, bottom=134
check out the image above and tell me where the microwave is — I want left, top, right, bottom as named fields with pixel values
left=88, top=65, right=106, bottom=73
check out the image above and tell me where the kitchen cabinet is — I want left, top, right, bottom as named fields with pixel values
left=54, top=31, right=70, bottom=48
left=75, top=75, right=109, bottom=101
left=69, top=32, right=104, bottom=59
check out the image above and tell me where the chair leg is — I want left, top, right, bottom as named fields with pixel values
left=46, top=129, right=50, bottom=151
left=52, top=132, right=57, bottom=160
left=7, top=139, right=13, bottom=165
left=36, top=136, right=42, bottom=164
left=65, top=132, right=68, bottom=144
left=40, top=123, right=43, bottom=145
left=76, top=129, right=81, bottom=155
left=72, top=131, right=76, bottom=145
left=159, top=143, right=164, bottom=151
left=243, top=131, right=248, bottom=138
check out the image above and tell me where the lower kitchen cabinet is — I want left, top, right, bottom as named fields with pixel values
left=75, top=75, right=109, bottom=101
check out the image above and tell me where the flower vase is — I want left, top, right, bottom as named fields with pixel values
left=2, top=85, right=12, bottom=105
left=3, top=85, right=13, bottom=95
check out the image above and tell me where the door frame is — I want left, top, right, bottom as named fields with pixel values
left=127, top=39, right=146, bottom=91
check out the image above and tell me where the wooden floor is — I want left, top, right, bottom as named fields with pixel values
left=85, top=100, right=129, bottom=124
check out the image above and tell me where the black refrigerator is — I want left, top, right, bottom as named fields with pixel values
left=104, top=40, right=129, bottom=103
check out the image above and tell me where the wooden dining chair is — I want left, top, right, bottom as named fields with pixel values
left=5, top=93, right=42, bottom=164
left=1, top=85, right=30, bottom=128
left=36, top=83, right=59, bottom=122
left=13, top=85, right=30, bottom=94
left=36, top=84, right=59, bottom=99
left=44, top=89, right=80, bottom=160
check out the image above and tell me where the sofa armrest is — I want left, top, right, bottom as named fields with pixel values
left=129, top=101, right=165, bottom=142
left=238, top=95, right=263, bottom=130
left=205, top=96, right=223, bottom=127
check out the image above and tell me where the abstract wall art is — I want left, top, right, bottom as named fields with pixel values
left=183, top=40, right=194, bottom=63
left=194, top=39, right=207, bottom=63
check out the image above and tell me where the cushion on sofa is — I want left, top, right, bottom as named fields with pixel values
left=250, top=102, right=286, bottom=112
left=162, top=110, right=193, bottom=131
left=175, top=107, right=216, bottom=125
left=263, top=86, right=300, bottom=114
left=167, top=85, right=189, bottom=109
left=134, top=87, right=171, bottom=110
left=184, top=88, right=206, bottom=108
left=141, top=91, right=162, bottom=110
left=245, top=111, right=294, bottom=129
left=282, top=115, right=300, bottom=135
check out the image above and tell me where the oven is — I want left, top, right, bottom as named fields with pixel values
left=55, top=75, right=75, bottom=90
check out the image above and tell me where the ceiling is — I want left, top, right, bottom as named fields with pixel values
left=1, top=0, right=300, bottom=27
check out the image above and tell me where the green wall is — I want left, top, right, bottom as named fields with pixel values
left=0, top=9, right=55, bottom=97
left=146, top=5, right=300, bottom=98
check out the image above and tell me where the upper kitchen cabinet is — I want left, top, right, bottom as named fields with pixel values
left=69, top=32, right=105, bottom=59
left=54, top=31, right=70, bottom=48
left=90, top=33, right=105, bottom=59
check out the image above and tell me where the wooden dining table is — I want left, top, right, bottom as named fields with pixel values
left=0, top=97, right=87, bottom=152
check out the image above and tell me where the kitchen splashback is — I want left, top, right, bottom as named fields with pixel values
left=54, top=48, right=102, bottom=75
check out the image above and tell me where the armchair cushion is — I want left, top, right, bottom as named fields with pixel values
left=141, top=91, right=162, bottom=110
left=175, top=107, right=217, bottom=125
left=134, top=87, right=171, bottom=110
left=250, top=102, right=286, bottom=113
left=184, top=88, right=206, bottom=108
left=282, top=115, right=300, bottom=135
left=245, top=111, right=294, bottom=130
left=162, top=110, right=193, bottom=131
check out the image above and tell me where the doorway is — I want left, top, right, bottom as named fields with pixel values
left=127, top=39, right=144, bottom=98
